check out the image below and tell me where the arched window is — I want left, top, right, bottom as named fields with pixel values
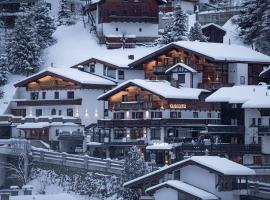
left=51, top=109, right=56, bottom=115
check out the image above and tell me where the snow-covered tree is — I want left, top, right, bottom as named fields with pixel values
left=0, top=54, right=8, bottom=85
left=188, top=22, right=208, bottom=42
left=171, top=5, right=188, bottom=41
left=32, top=0, right=56, bottom=48
left=120, top=146, right=150, bottom=200
left=7, top=11, right=41, bottom=75
left=161, top=19, right=174, bottom=44
left=58, top=0, right=75, bottom=26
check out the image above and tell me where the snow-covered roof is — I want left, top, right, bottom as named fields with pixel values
left=165, top=63, right=197, bottom=74
left=124, top=156, right=255, bottom=187
left=14, top=67, right=116, bottom=87
left=129, top=41, right=270, bottom=68
left=146, top=180, right=218, bottom=200
left=146, top=143, right=173, bottom=150
left=10, top=193, right=79, bottom=200
left=202, top=23, right=227, bottom=32
left=98, top=79, right=208, bottom=100
left=17, top=122, right=50, bottom=129
left=206, top=84, right=270, bottom=108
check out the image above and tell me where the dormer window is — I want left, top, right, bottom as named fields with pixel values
left=90, top=63, right=95, bottom=73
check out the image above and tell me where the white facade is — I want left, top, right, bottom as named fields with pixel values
left=228, top=63, right=248, bottom=86
left=154, top=187, right=178, bottom=200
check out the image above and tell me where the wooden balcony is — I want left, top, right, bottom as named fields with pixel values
left=15, top=99, right=82, bottom=107
left=113, top=101, right=160, bottom=110
left=98, top=118, right=220, bottom=128
left=153, top=66, right=170, bottom=74
left=198, top=82, right=234, bottom=90
left=258, top=126, right=270, bottom=135
left=207, top=125, right=245, bottom=135
left=107, top=15, right=158, bottom=23
left=175, top=143, right=261, bottom=155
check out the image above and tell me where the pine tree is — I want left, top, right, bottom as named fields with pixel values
left=161, top=19, right=174, bottom=44
left=188, top=22, right=208, bottom=42
left=7, top=12, right=41, bottom=75
left=58, top=0, right=75, bottom=26
left=171, top=5, right=188, bottom=41
left=120, top=146, right=150, bottom=200
left=32, top=0, right=56, bottom=48
left=0, top=54, right=8, bottom=85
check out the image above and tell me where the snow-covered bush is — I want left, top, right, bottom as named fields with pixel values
left=171, top=5, right=188, bottom=42
left=58, top=0, right=75, bottom=26
left=0, top=54, right=8, bottom=85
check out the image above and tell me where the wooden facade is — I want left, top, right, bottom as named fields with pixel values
left=98, top=0, right=160, bottom=24
left=202, top=24, right=226, bottom=43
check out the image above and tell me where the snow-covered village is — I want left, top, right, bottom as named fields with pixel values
left=0, top=0, right=270, bottom=199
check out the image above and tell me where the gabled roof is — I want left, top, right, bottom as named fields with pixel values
left=129, top=41, right=270, bottom=68
left=71, top=57, right=120, bottom=69
left=206, top=84, right=270, bottom=108
left=98, top=79, right=208, bottom=100
left=146, top=180, right=218, bottom=200
left=124, top=156, right=255, bottom=188
left=14, top=67, right=116, bottom=88
left=202, top=23, right=227, bottom=33
left=165, top=63, right=197, bottom=74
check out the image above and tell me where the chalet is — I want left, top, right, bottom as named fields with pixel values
left=84, top=0, right=165, bottom=45
left=124, top=156, right=256, bottom=200
left=95, top=79, right=220, bottom=163
left=128, top=41, right=270, bottom=91
left=161, top=0, right=209, bottom=13
left=206, top=84, right=270, bottom=165
left=202, top=23, right=226, bottom=43
left=71, top=57, right=144, bottom=83
left=5, top=67, right=116, bottom=152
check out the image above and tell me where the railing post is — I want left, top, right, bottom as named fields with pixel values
left=62, top=153, right=66, bottom=165
left=254, top=182, right=259, bottom=194
left=40, top=151, right=44, bottom=161
left=106, top=160, right=111, bottom=169
left=84, top=155, right=89, bottom=169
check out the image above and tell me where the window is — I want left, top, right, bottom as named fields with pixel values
left=178, top=74, right=185, bottom=84
left=139, top=28, right=142, bottom=32
left=51, top=109, right=56, bottom=115
left=135, top=94, right=140, bottom=101
left=151, top=112, right=162, bottom=118
left=231, top=118, right=238, bottom=125
left=54, top=91, right=59, bottom=99
left=55, top=129, right=60, bottom=136
left=207, top=113, right=212, bottom=118
left=118, top=70, right=125, bottom=80
left=111, top=11, right=117, bottom=15
left=115, top=27, right=119, bottom=31
left=36, top=109, right=42, bottom=117
left=171, top=112, right=181, bottom=118
left=104, top=109, right=108, bottom=117
left=114, top=129, right=126, bottom=139
left=42, top=92, right=46, bottom=99
left=67, top=91, right=74, bottom=99
left=132, top=112, right=143, bottom=119
left=58, top=110, right=62, bottom=115
left=122, top=95, right=128, bottom=102
left=150, top=128, right=161, bottom=140
left=184, top=57, right=190, bottom=65
left=251, top=118, right=256, bottom=126
left=67, top=108, right=73, bottom=117
left=30, top=92, right=39, bottom=100
left=258, top=118, right=262, bottom=126
left=240, top=76, right=245, bottom=85
left=114, top=112, right=125, bottom=119
left=193, top=112, right=199, bottom=118
left=232, top=104, right=237, bottom=109
left=90, top=64, right=95, bottom=73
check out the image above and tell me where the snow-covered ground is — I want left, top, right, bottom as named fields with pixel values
left=43, top=21, right=159, bottom=68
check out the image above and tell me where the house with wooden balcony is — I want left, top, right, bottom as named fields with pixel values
left=2, top=67, right=116, bottom=152
left=128, top=41, right=270, bottom=91
left=95, top=79, right=221, bottom=161
left=206, top=84, right=270, bottom=165
left=124, top=156, right=256, bottom=200
left=83, top=0, right=165, bottom=45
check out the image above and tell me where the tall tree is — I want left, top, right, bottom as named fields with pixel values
left=161, top=18, right=174, bottom=44
left=120, top=146, right=150, bottom=200
left=7, top=11, right=41, bottom=75
left=32, top=0, right=56, bottom=48
left=171, top=5, right=188, bottom=41
left=188, top=22, right=208, bottom=42
left=0, top=54, right=8, bottom=85
left=58, top=0, right=75, bottom=26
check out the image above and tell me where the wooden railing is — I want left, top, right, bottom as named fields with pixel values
left=249, top=181, right=270, bottom=199
left=207, top=125, right=245, bottom=134
left=31, top=149, right=124, bottom=175
left=16, top=99, right=82, bottom=106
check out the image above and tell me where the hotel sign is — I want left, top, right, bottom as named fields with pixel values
left=169, top=104, right=187, bottom=109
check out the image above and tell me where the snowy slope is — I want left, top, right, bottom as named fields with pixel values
left=43, top=21, right=159, bottom=68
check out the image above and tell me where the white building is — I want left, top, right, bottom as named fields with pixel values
left=206, top=84, right=270, bottom=164
left=124, top=156, right=255, bottom=200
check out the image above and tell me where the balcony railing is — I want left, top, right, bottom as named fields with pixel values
left=198, top=82, right=234, bottom=90
left=15, top=99, right=82, bottom=106
left=258, top=126, right=270, bottom=135
left=113, top=101, right=160, bottom=110
left=107, top=15, right=158, bottom=23
left=98, top=118, right=221, bottom=128
left=175, top=143, right=261, bottom=154
left=207, top=125, right=245, bottom=134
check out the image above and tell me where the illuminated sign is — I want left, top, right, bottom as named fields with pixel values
left=169, top=104, right=187, bottom=109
